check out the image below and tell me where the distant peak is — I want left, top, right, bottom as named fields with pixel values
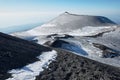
left=62, top=12, right=80, bottom=16
left=60, top=12, right=71, bottom=16
left=64, top=12, right=70, bottom=14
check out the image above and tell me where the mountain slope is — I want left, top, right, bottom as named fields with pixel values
left=11, top=12, right=120, bottom=67
left=36, top=48, right=120, bottom=80
left=0, top=32, right=51, bottom=80
left=12, top=12, right=117, bottom=36
left=8, top=12, right=120, bottom=80
left=1, top=32, right=120, bottom=80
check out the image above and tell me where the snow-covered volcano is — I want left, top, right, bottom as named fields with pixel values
left=1, top=12, right=120, bottom=80
left=12, top=12, right=116, bottom=36
left=11, top=12, right=120, bottom=67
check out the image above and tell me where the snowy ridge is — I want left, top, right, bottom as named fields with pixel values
left=11, top=25, right=117, bottom=37
left=68, top=26, right=117, bottom=36
left=6, top=50, right=57, bottom=80
left=87, top=27, right=120, bottom=52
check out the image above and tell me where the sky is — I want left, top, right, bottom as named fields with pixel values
left=0, top=0, right=120, bottom=28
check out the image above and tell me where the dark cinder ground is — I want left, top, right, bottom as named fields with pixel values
left=1, top=32, right=120, bottom=80
left=0, top=32, right=51, bottom=80
left=36, top=48, right=120, bottom=80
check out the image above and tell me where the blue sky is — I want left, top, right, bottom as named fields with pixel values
left=0, top=0, right=120, bottom=28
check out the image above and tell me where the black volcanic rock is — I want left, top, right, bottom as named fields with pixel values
left=0, top=32, right=51, bottom=80
left=36, top=48, right=120, bottom=80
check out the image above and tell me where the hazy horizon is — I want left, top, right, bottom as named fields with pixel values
left=0, top=0, right=120, bottom=28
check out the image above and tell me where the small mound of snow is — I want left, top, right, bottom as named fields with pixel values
left=6, top=50, right=57, bottom=80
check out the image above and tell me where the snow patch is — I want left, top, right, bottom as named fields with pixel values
left=62, top=38, right=120, bottom=67
left=61, top=42, right=88, bottom=55
left=62, top=39, right=103, bottom=57
left=6, top=50, right=57, bottom=80
left=68, top=26, right=117, bottom=36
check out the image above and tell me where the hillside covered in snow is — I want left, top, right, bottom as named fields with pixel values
left=11, top=12, right=120, bottom=67
left=12, top=12, right=116, bottom=36
left=0, top=32, right=120, bottom=80
left=1, top=12, right=120, bottom=80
